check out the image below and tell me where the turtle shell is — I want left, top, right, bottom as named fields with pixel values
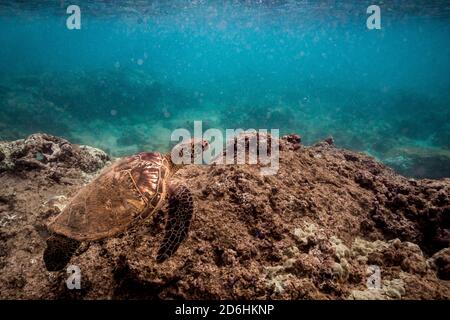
left=48, top=152, right=170, bottom=241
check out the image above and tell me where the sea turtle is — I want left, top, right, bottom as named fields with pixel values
left=43, top=139, right=208, bottom=271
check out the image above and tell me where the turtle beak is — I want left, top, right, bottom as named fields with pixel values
left=201, top=140, right=209, bottom=151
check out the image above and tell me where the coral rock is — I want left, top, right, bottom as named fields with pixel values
left=0, top=133, right=448, bottom=300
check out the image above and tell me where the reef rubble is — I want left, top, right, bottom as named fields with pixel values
left=0, top=133, right=448, bottom=299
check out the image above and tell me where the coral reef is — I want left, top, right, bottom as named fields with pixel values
left=0, top=133, right=109, bottom=177
left=0, top=133, right=448, bottom=299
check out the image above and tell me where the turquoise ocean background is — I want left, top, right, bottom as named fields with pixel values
left=0, top=1, right=449, bottom=178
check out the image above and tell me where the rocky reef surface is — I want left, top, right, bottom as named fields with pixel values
left=0, top=133, right=449, bottom=299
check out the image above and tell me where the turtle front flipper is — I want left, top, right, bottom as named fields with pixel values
left=43, top=234, right=80, bottom=271
left=156, top=184, right=193, bottom=262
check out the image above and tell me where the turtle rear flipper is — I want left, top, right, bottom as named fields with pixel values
left=44, top=234, right=80, bottom=271
left=156, top=184, right=193, bottom=262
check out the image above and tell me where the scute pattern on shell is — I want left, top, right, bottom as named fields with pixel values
left=48, top=152, right=170, bottom=241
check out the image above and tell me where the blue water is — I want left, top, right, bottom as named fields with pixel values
left=0, top=1, right=449, bottom=178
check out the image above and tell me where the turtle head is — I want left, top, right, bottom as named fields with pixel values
left=168, top=138, right=209, bottom=169
left=190, top=138, right=209, bottom=160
